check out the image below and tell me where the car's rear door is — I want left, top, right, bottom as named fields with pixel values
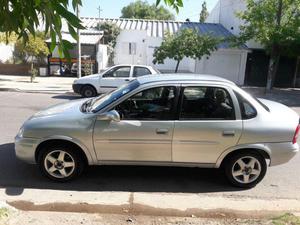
left=172, top=84, right=243, bottom=164
left=132, top=66, right=152, bottom=77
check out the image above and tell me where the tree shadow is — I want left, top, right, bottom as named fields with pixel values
left=0, top=143, right=243, bottom=196
left=243, top=87, right=300, bottom=107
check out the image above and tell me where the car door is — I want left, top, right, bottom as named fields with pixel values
left=172, top=84, right=243, bottom=164
left=132, top=66, right=152, bottom=77
left=93, top=85, right=178, bottom=162
left=99, top=66, right=132, bottom=93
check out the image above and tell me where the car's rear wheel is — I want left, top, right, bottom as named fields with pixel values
left=38, top=146, right=85, bottom=182
left=224, top=151, right=267, bottom=188
left=81, top=85, right=97, bottom=98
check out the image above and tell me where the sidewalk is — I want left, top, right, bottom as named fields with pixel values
left=0, top=75, right=76, bottom=94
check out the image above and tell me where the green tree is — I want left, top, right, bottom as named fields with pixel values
left=199, top=1, right=209, bottom=23
left=237, top=0, right=300, bottom=90
left=156, top=0, right=183, bottom=13
left=0, top=0, right=84, bottom=58
left=121, top=1, right=175, bottom=20
left=13, top=32, right=49, bottom=65
left=97, top=22, right=121, bottom=65
left=153, top=29, right=220, bottom=72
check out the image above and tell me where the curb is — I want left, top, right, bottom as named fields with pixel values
left=2, top=189, right=300, bottom=219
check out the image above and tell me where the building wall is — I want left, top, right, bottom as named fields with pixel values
left=97, top=44, right=108, bottom=72
left=0, top=44, right=14, bottom=63
left=114, top=30, right=196, bottom=73
left=206, top=0, right=262, bottom=49
left=114, top=30, right=148, bottom=65
left=195, top=49, right=248, bottom=85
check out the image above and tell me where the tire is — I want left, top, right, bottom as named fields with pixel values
left=81, top=85, right=97, bottom=98
left=37, top=145, right=85, bottom=182
left=224, top=151, right=267, bottom=188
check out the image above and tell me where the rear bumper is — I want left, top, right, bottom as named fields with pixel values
left=268, top=142, right=299, bottom=166
left=72, top=83, right=83, bottom=94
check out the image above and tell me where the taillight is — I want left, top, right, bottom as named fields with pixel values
left=293, top=124, right=300, bottom=144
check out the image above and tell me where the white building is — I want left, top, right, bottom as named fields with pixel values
left=80, top=17, right=249, bottom=85
left=206, top=0, right=299, bottom=87
left=206, top=0, right=261, bottom=49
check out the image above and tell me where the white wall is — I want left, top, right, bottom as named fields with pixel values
left=115, top=32, right=195, bottom=73
left=0, top=44, right=14, bottom=63
left=114, top=30, right=148, bottom=65
left=206, top=0, right=262, bottom=49
left=145, top=37, right=195, bottom=73
left=195, top=49, right=248, bottom=85
left=206, top=0, right=221, bottom=23
left=97, top=44, right=108, bottom=72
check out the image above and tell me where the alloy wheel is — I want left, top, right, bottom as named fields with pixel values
left=231, top=156, right=261, bottom=184
left=44, top=150, right=75, bottom=179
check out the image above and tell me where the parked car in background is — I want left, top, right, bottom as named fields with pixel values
left=72, top=64, right=160, bottom=97
left=15, top=74, right=299, bottom=188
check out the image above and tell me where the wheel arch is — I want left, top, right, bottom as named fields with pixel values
left=216, top=144, right=271, bottom=168
left=81, top=84, right=98, bottom=95
left=35, top=137, right=94, bottom=165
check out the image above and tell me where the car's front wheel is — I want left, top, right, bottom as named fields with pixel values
left=224, top=151, right=267, bottom=188
left=81, top=85, right=97, bottom=98
left=38, top=146, right=85, bottom=181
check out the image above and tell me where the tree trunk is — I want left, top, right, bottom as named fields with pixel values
left=266, top=45, right=280, bottom=92
left=175, top=60, right=180, bottom=73
left=292, top=56, right=300, bottom=88
left=265, top=0, right=283, bottom=92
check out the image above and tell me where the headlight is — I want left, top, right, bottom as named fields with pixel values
left=17, top=126, right=24, bottom=138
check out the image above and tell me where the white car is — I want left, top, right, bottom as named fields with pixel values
left=72, top=64, right=159, bottom=97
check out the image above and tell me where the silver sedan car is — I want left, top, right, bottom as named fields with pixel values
left=15, top=74, right=300, bottom=188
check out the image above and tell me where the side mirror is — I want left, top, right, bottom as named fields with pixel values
left=97, top=110, right=120, bottom=122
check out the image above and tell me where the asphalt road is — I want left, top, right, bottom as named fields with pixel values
left=0, top=91, right=299, bottom=201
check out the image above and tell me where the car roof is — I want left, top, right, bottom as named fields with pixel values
left=113, top=64, right=152, bottom=68
left=137, top=74, right=236, bottom=85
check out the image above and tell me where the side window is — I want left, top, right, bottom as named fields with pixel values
left=103, top=67, right=130, bottom=78
left=180, top=86, right=235, bottom=120
left=133, top=67, right=152, bottom=77
left=115, top=86, right=177, bottom=120
left=234, top=91, right=257, bottom=119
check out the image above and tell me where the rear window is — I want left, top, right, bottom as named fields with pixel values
left=234, top=91, right=257, bottom=119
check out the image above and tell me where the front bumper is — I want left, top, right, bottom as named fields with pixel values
left=268, top=142, right=299, bottom=166
left=72, top=83, right=84, bottom=94
left=15, top=135, right=40, bottom=164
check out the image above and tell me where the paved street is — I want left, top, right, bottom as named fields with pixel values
left=0, top=91, right=299, bottom=216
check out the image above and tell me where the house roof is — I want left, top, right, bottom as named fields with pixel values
left=46, top=31, right=103, bottom=45
left=79, top=17, right=247, bottom=49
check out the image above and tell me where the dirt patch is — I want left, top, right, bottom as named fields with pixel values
left=8, top=200, right=286, bottom=220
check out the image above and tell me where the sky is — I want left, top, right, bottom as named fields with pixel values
left=76, top=0, right=219, bottom=22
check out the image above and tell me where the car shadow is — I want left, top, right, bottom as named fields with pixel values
left=51, top=94, right=82, bottom=100
left=0, top=143, right=243, bottom=196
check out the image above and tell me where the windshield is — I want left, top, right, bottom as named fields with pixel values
left=90, top=80, right=140, bottom=112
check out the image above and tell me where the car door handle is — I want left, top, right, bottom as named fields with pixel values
left=223, top=130, right=235, bottom=137
left=156, top=128, right=169, bottom=135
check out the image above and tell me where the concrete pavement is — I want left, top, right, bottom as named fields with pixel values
left=0, top=75, right=75, bottom=94
left=0, top=91, right=300, bottom=218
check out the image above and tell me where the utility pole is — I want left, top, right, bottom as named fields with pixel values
left=97, top=5, right=103, bottom=30
left=77, top=5, right=81, bottom=78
